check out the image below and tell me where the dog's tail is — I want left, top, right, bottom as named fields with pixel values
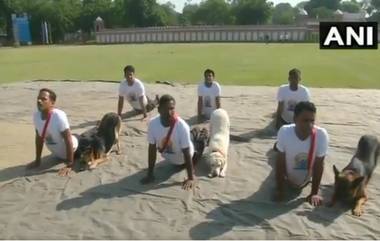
left=97, top=112, right=121, bottom=153
left=375, top=138, right=380, bottom=166
left=146, top=95, right=159, bottom=112
left=97, top=113, right=120, bottom=135
left=357, top=135, right=377, bottom=160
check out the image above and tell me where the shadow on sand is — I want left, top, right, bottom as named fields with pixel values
left=56, top=161, right=187, bottom=211
left=189, top=148, right=305, bottom=239
left=0, top=155, right=64, bottom=184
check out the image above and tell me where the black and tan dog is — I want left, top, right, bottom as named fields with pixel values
left=76, top=112, right=122, bottom=170
left=330, top=135, right=379, bottom=216
left=190, top=126, right=209, bottom=165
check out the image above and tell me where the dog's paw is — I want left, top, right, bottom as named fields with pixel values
left=219, top=167, right=227, bottom=178
left=89, top=162, right=98, bottom=170
left=352, top=208, right=363, bottom=216
left=208, top=173, right=217, bottom=178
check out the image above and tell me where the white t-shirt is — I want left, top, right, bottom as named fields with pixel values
left=147, top=115, right=194, bottom=165
left=198, top=81, right=222, bottom=118
left=33, top=108, right=78, bottom=160
left=277, top=124, right=329, bottom=187
left=118, top=78, right=148, bottom=110
left=277, top=84, right=311, bottom=123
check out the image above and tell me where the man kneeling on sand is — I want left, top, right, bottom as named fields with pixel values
left=197, top=68, right=222, bottom=123
left=117, top=65, right=157, bottom=120
left=274, top=101, right=329, bottom=206
left=27, top=88, right=78, bottom=176
left=275, top=68, right=311, bottom=130
left=140, top=94, right=208, bottom=190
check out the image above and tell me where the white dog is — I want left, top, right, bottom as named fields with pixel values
left=204, top=108, right=230, bottom=178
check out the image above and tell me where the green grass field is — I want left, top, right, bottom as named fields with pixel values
left=0, top=43, right=379, bottom=88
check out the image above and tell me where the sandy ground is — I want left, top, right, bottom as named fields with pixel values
left=0, top=81, right=379, bottom=239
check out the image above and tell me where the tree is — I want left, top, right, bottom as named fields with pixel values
left=80, top=0, right=113, bottom=33
left=231, top=0, right=273, bottom=25
left=371, top=0, right=380, bottom=9
left=368, top=0, right=380, bottom=22
left=368, top=11, right=380, bottom=22
left=159, top=2, right=180, bottom=26
left=340, top=0, right=361, bottom=13
left=310, top=6, right=335, bottom=19
left=180, top=3, right=199, bottom=25
left=0, top=17, right=5, bottom=33
left=305, top=0, right=341, bottom=17
left=123, top=0, right=170, bottom=27
left=272, top=3, right=296, bottom=25
left=0, top=0, right=9, bottom=34
left=0, top=0, right=82, bottom=43
left=193, top=0, right=233, bottom=25
left=0, top=0, right=22, bottom=41
left=309, top=0, right=341, bottom=10
left=49, top=0, right=82, bottom=41
left=109, top=0, right=125, bottom=28
left=296, top=1, right=309, bottom=9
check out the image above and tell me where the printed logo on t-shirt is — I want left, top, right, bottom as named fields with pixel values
left=45, top=134, right=56, bottom=145
left=204, top=96, right=212, bottom=108
left=287, top=99, right=297, bottom=112
left=159, top=138, right=174, bottom=154
left=128, top=93, right=137, bottom=102
left=293, top=153, right=308, bottom=170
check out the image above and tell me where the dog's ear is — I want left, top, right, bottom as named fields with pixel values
left=190, top=127, right=199, bottom=141
left=333, top=165, right=340, bottom=177
left=352, top=176, right=365, bottom=188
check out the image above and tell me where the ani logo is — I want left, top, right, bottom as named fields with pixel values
left=320, top=22, right=378, bottom=49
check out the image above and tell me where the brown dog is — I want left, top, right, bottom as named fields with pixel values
left=330, top=135, right=379, bottom=216
left=77, top=112, right=122, bottom=170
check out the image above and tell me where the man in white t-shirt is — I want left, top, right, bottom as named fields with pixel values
left=27, top=88, right=78, bottom=177
left=274, top=101, right=329, bottom=207
left=118, top=65, right=151, bottom=120
left=197, top=69, right=221, bottom=122
left=141, top=95, right=207, bottom=191
left=276, top=68, right=311, bottom=130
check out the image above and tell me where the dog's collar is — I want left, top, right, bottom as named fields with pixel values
left=211, top=149, right=226, bottom=158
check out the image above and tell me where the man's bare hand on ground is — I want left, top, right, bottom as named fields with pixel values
left=306, top=194, right=323, bottom=206
left=58, top=166, right=72, bottom=177
left=182, top=178, right=195, bottom=190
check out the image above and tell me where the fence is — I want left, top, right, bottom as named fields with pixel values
left=95, top=25, right=313, bottom=44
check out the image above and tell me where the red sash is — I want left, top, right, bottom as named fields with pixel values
left=40, top=111, right=52, bottom=142
left=158, top=114, right=178, bottom=153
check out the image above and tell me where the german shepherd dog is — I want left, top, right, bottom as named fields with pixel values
left=330, top=135, right=379, bottom=216
left=190, top=126, right=209, bottom=165
left=76, top=112, right=122, bottom=170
